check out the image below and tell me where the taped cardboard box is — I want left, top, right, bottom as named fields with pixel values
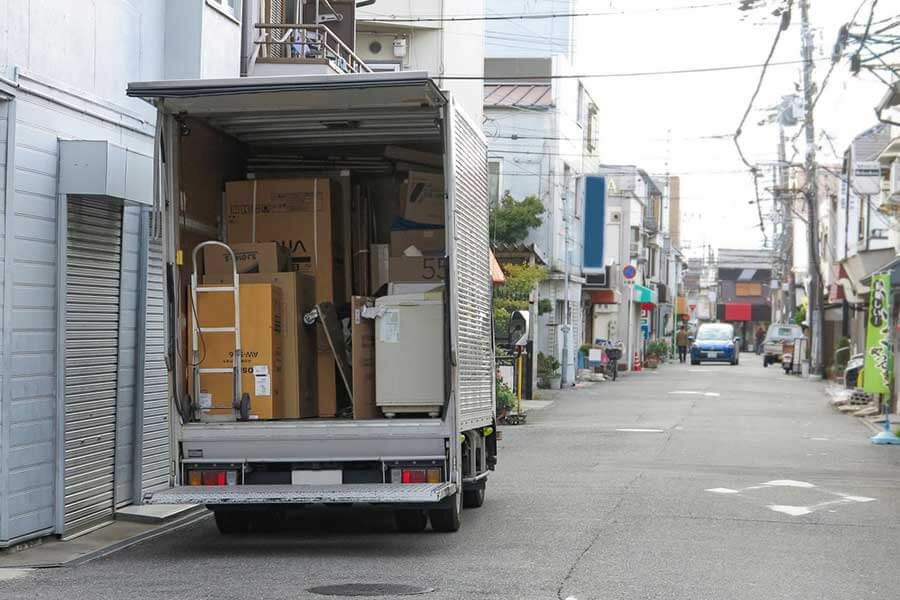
left=225, top=178, right=334, bottom=285
left=400, top=171, right=445, bottom=226
left=351, top=297, right=380, bottom=419
left=389, top=256, right=447, bottom=284
left=189, top=283, right=283, bottom=420
left=205, top=272, right=317, bottom=419
left=389, top=228, right=445, bottom=257
left=203, top=242, right=291, bottom=277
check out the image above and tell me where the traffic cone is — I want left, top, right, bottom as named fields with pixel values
left=633, top=352, right=642, bottom=372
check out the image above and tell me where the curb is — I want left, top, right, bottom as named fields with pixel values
left=4, top=508, right=210, bottom=569
left=67, top=508, right=211, bottom=568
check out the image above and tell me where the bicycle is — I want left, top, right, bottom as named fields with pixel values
left=603, top=340, right=624, bottom=382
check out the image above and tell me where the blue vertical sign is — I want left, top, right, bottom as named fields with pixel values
left=583, top=176, right=606, bottom=274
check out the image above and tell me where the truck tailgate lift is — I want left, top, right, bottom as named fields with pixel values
left=144, top=483, right=457, bottom=505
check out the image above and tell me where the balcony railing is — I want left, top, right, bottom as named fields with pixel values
left=252, top=23, right=372, bottom=75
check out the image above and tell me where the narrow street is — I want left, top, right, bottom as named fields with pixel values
left=3, top=356, right=899, bottom=600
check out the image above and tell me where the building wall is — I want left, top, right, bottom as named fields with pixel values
left=200, top=3, right=243, bottom=78
left=1, top=0, right=166, bottom=123
left=357, top=0, right=485, bottom=122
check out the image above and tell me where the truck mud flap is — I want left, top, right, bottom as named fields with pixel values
left=144, top=483, right=457, bottom=506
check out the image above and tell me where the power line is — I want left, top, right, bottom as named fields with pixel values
left=445, top=58, right=822, bottom=80
left=364, top=1, right=738, bottom=23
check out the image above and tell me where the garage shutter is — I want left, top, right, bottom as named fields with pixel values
left=141, top=230, right=171, bottom=494
left=64, top=198, right=123, bottom=533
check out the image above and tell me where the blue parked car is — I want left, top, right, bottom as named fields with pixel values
left=690, top=323, right=740, bottom=366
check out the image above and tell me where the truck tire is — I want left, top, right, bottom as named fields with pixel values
left=463, top=485, right=485, bottom=509
left=429, top=493, right=461, bottom=532
left=213, top=510, right=250, bottom=535
left=394, top=510, right=428, bottom=533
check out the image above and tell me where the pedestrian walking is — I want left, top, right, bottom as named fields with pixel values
left=755, top=325, right=766, bottom=355
left=676, top=324, right=689, bottom=364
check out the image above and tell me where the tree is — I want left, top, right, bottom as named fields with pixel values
left=490, top=192, right=545, bottom=245
left=493, top=263, right=547, bottom=339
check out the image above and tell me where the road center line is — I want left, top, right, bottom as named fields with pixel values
left=615, top=428, right=666, bottom=433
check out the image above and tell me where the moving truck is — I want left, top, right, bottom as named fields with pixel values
left=127, top=72, right=496, bottom=533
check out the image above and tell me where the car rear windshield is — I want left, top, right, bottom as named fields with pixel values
left=697, top=325, right=733, bottom=340
left=766, top=325, right=802, bottom=341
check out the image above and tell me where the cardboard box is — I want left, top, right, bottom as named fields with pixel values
left=389, top=229, right=445, bottom=257
left=203, top=242, right=291, bottom=277
left=390, top=256, right=447, bottom=284
left=370, top=244, right=390, bottom=295
left=205, top=272, right=317, bottom=419
left=351, top=297, right=380, bottom=419
left=225, top=178, right=333, bottom=285
left=189, top=283, right=283, bottom=420
left=400, top=171, right=445, bottom=226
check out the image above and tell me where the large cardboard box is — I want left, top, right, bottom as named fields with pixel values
left=225, top=178, right=333, bottom=284
left=390, top=256, right=448, bottom=284
left=225, top=178, right=338, bottom=416
left=389, top=229, right=445, bottom=257
left=400, top=171, right=445, bottom=226
left=205, top=272, right=317, bottom=419
left=203, top=242, right=291, bottom=277
left=189, top=284, right=283, bottom=420
left=351, top=297, right=380, bottom=419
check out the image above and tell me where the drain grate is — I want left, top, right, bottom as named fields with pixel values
left=308, top=584, right=434, bottom=597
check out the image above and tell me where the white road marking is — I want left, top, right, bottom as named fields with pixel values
left=763, top=480, right=816, bottom=488
left=769, top=505, right=812, bottom=516
left=706, top=480, right=877, bottom=517
left=704, top=392, right=721, bottom=397
left=669, top=390, right=701, bottom=395
left=615, top=428, right=665, bottom=433
left=0, top=569, right=34, bottom=582
left=839, top=494, right=876, bottom=503
left=810, top=437, right=830, bottom=441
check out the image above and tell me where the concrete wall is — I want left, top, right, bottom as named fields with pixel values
left=357, top=0, right=485, bottom=122
left=200, top=3, right=242, bottom=78
left=1, top=0, right=166, bottom=122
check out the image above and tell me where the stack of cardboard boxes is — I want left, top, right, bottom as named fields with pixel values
left=190, top=170, right=447, bottom=421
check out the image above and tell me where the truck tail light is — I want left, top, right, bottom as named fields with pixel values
left=393, top=467, right=443, bottom=484
left=188, top=470, right=236, bottom=486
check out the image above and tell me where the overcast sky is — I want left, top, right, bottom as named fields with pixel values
left=490, top=0, right=893, bottom=256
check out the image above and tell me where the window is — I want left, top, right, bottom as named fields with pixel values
left=576, top=82, right=585, bottom=126
left=208, top=0, right=239, bottom=19
left=736, top=282, right=762, bottom=296
left=586, top=104, right=599, bottom=153
left=488, top=160, right=502, bottom=207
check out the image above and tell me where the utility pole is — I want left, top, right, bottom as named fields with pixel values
left=777, top=119, right=795, bottom=322
left=800, top=0, right=823, bottom=376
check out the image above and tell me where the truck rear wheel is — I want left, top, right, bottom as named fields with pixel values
left=429, top=493, right=461, bottom=532
left=394, top=510, right=428, bottom=533
left=463, top=485, right=485, bottom=508
left=213, top=510, right=250, bottom=535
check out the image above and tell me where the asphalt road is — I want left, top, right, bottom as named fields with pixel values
left=3, top=354, right=899, bottom=600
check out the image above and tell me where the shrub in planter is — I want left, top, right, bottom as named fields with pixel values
left=496, top=378, right=517, bottom=415
left=537, top=352, right=561, bottom=388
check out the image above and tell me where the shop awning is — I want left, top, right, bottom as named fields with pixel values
left=724, top=303, right=752, bottom=321
left=489, top=250, right=506, bottom=285
left=632, top=284, right=657, bottom=305
left=590, top=289, right=620, bottom=304
left=675, top=296, right=688, bottom=315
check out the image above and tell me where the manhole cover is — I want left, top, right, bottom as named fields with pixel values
left=308, top=584, right=434, bottom=597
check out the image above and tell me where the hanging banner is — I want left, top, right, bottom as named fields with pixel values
left=863, top=273, right=892, bottom=395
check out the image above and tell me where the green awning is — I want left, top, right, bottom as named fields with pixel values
left=632, top=284, right=657, bottom=304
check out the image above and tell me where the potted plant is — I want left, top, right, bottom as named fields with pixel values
left=537, top=352, right=562, bottom=389
left=495, top=377, right=517, bottom=418
left=644, top=340, right=664, bottom=369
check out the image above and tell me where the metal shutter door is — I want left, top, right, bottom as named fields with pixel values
left=64, top=198, right=123, bottom=533
left=447, top=105, right=495, bottom=430
left=142, top=233, right=170, bottom=494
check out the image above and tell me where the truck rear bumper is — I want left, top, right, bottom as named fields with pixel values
left=144, top=483, right=457, bottom=506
